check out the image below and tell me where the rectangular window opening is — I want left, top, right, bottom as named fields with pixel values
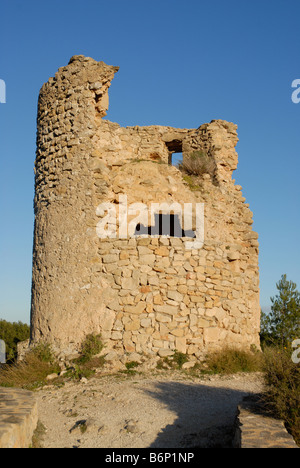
left=134, top=213, right=196, bottom=238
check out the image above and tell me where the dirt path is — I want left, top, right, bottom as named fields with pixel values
left=36, top=371, right=263, bottom=448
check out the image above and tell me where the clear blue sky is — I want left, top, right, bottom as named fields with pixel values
left=0, top=0, right=299, bottom=324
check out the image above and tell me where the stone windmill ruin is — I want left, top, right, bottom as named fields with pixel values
left=30, top=55, right=260, bottom=363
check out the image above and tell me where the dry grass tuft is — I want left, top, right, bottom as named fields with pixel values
left=178, top=150, right=216, bottom=179
left=203, top=347, right=263, bottom=375
left=0, top=344, right=60, bottom=390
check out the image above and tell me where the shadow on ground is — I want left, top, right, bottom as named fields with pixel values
left=142, top=380, right=258, bottom=448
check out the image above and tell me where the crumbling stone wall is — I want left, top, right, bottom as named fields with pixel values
left=30, top=55, right=260, bottom=362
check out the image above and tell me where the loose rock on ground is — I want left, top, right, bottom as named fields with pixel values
left=36, top=370, right=263, bottom=448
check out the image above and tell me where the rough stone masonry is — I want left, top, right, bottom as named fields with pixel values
left=30, top=55, right=260, bottom=363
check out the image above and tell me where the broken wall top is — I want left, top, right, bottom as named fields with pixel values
left=37, top=55, right=239, bottom=184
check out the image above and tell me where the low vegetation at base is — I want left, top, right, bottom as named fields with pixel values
left=200, top=347, right=263, bottom=375
left=0, top=344, right=60, bottom=390
left=1, top=270, right=299, bottom=447
left=66, top=334, right=105, bottom=380
left=0, top=334, right=105, bottom=389
left=0, top=336, right=298, bottom=446
left=157, top=351, right=189, bottom=370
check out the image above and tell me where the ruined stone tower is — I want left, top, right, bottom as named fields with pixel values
left=30, top=55, right=260, bottom=361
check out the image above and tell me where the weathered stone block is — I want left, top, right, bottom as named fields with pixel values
left=138, top=246, right=152, bottom=255
left=156, top=313, right=172, bottom=323
left=203, top=327, right=220, bottom=343
left=167, top=290, right=183, bottom=302
left=139, top=254, right=156, bottom=265
left=102, top=254, right=119, bottom=264
left=158, top=349, right=175, bottom=357
left=154, top=246, right=169, bottom=257
left=121, top=277, right=139, bottom=290
left=124, top=302, right=146, bottom=315
left=125, top=319, right=140, bottom=331
left=175, top=337, right=187, bottom=353
left=154, top=304, right=179, bottom=315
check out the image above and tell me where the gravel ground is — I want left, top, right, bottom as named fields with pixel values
left=35, top=370, right=263, bottom=448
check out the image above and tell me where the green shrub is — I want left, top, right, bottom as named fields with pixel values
left=0, top=319, right=30, bottom=362
left=262, top=346, right=300, bottom=445
left=65, top=362, right=96, bottom=381
left=32, top=343, right=55, bottom=363
left=68, top=334, right=105, bottom=380
left=125, top=361, right=139, bottom=370
left=78, top=334, right=104, bottom=364
left=172, top=351, right=189, bottom=369
left=261, top=275, right=300, bottom=347
left=181, top=174, right=201, bottom=191
left=156, top=351, right=189, bottom=370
